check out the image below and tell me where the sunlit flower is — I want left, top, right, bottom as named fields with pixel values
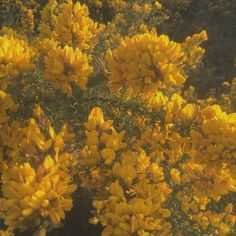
left=0, top=155, right=76, bottom=232
left=0, top=35, right=35, bottom=90
left=106, top=33, right=186, bottom=95
left=54, top=0, right=103, bottom=49
left=44, top=45, right=93, bottom=96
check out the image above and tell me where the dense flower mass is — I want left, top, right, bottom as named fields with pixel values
left=0, top=35, right=35, bottom=89
left=106, top=33, right=186, bottom=95
left=0, top=155, right=76, bottom=231
left=54, top=0, right=103, bottom=49
left=80, top=107, right=172, bottom=236
left=189, top=105, right=236, bottom=168
left=44, top=45, right=93, bottom=95
left=0, top=0, right=235, bottom=236
left=0, top=105, right=78, bottom=233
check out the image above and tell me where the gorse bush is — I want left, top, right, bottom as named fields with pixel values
left=0, top=0, right=236, bottom=236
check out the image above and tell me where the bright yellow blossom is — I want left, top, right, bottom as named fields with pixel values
left=190, top=105, right=236, bottom=168
left=106, top=33, right=186, bottom=96
left=182, top=30, right=208, bottom=69
left=0, top=156, right=76, bottom=232
left=0, top=35, right=35, bottom=90
left=44, top=45, right=93, bottom=96
left=36, top=38, right=59, bottom=54
left=84, top=107, right=113, bottom=131
left=170, top=168, right=181, bottom=184
left=54, top=0, right=103, bottom=49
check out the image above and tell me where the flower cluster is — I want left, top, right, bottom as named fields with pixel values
left=20, top=7, right=35, bottom=33
left=130, top=88, right=236, bottom=235
left=78, top=107, right=125, bottom=188
left=0, top=1, right=235, bottom=236
left=38, top=0, right=104, bottom=49
left=176, top=161, right=236, bottom=235
left=0, top=155, right=76, bottom=231
left=106, top=33, right=186, bottom=95
left=38, top=0, right=58, bottom=39
left=0, top=35, right=35, bottom=90
left=54, top=0, right=103, bottom=49
left=189, top=105, right=236, bottom=169
left=44, top=45, right=93, bottom=96
left=79, top=107, right=172, bottom=236
left=182, top=31, right=208, bottom=69
left=0, top=105, right=78, bottom=233
left=132, top=1, right=162, bottom=14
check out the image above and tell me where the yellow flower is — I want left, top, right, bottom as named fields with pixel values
left=109, top=181, right=124, bottom=198
left=38, top=0, right=58, bottom=38
left=0, top=229, right=14, bottom=236
left=132, top=3, right=142, bottom=14
left=23, top=118, right=53, bottom=152
left=109, top=0, right=127, bottom=11
left=178, top=103, right=197, bottom=121
left=33, top=104, right=44, bottom=118
left=0, top=35, right=35, bottom=90
left=54, top=0, right=103, bottom=49
left=0, top=90, right=19, bottom=124
left=78, top=107, right=127, bottom=189
left=146, top=91, right=168, bottom=111
left=155, top=1, right=162, bottom=10
left=91, top=0, right=102, bottom=8
left=36, top=38, right=59, bottom=54
left=189, top=105, right=236, bottom=168
left=221, top=81, right=230, bottom=88
left=89, top=140, right=172, bottom=236
left=102, top=226, right=113, bottom=236
left=199, top=30, right=208, bottom=41
left=79, top=145, right=101, bottom=167
left=92, top=176, right=172, bottom=235
left=86, top=130, right=99, bottom=146
left=100, top=148, right=116, bottom=165
left=165, top=93, right=186, bottom=123
left=143, top=4, right=152, bottom=13
left=44, top=45, right=93, bottom=96
left=138, top=23, right=157, bottom=35
left=84, top=107, right=113, bottom=131
left=20, top=7, right=35, bottom=33
left=182, top=30, right=208, bottom=69
left=100, top=128, right=126, bottom=151
left=170, top=168, right=181, bottom=184
left=0, top=155, right=76, bottom=231
left=106, top=33, right=186, bottom=96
